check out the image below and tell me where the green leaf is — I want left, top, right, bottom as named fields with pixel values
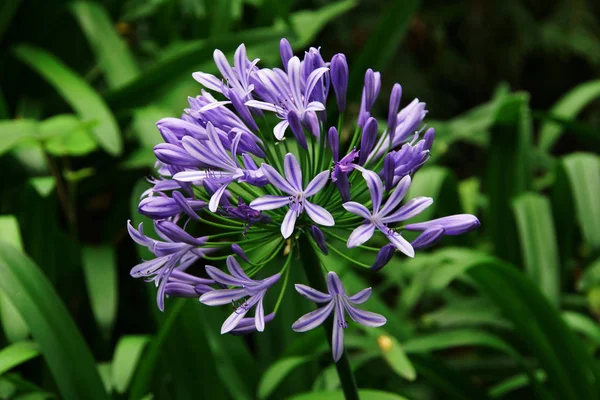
left=13, top=45, right=122, bottom=156
left=258, top=356, right=313, bottom=399
left=539, top=80, right=600, bottom=151
left=0, top=0, right=21, bottom=42
left=512, top=193, right=560, bottom=303
left=485, top=93, right=533, bottom=264
left=0, top=119, right=38, bottom=157
left=0, top=341, right=39, bottom=375
left=348, top=0, right=419, bottom=100
left=40, top=115, right=98, bottom=156
left=112, top=335, right=150, bottom=394
left=284, top=0, right=357, bottom=49
left=468, top=260, right=600, bottom=399
left=130, top=106, right=169, bottom=148
left=0, top=216, right=29, bottom=343
left=578, top=258, right=600, bottom=292
left=209, top=0, right=233, bottom=37
left=561, top=153, right=600, bottom=250
left=107, top=29, right=286, bottom=110
left=562, top=311, right=600, bottom=348
left=28, top=177, right=56, bottom=198
left=403, top=329, right=521, bottom=359
left=288, top=389, right=409, bottom=400
left=489, top=370, right=547, bottom=398
left=369, top=330, right=416, bottom=381
left=81, top=245, right=118, bottom=338
left=71, top=1, right=139, bottom=89
left=0, top=242, right=108, bottom=400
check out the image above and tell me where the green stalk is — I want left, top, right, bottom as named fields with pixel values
left=298, top=234, right=360, bottom=400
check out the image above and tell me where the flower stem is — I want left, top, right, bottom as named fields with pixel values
left=298, top=233, right=360, bottom=400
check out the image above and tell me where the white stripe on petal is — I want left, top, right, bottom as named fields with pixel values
left=281, top=209, right=297, bottom=239
left=295, top=284, right=332, bottom=303
left=347, top=223, right=375, bottom=248
left=192, top=72, right=223, bottom=92
left=344, top=303, right=386, bottom=327
left=382, top=227, right=415, bottom=258
left=305, top=201, right=334, bottom=226
left=342, top=202, right=372, bottom=219
left=208, top=182, right=230, bottom=212
left=379, top=175, right=412, bottom=216
left=381, top=196, right=433, bottom=223
left=249, top=195, right=289, bottom=211
left=284, top=153, right=303, bottom=191
left=274, top=120, right=289, bottom=140
left=346, top=287, right=372, bottom=304
left=260, top=164, right=296, bottom=194
left=245, top=100, right=283, bottom=113
left=291, top=300, right=335, bottom=332
left=199, top=288, right=246, bottom=306
left=304, top=170, right=330, bottom=197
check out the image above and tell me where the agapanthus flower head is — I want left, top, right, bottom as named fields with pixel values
left=127, top=39, right=480, bottom=355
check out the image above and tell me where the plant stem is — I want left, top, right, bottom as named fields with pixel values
left=298, top=233, right=360, bottom=400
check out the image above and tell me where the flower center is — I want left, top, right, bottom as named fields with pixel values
left=289, top=193, right=305, bottom=216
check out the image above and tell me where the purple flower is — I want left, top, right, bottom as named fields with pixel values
left=311, top=225, right=328, bottom=255
left=127, top=220, right=211, bottom=311
left=250, top=153, right=334, bottom=238
left=405, top=214, right=481, bottom=236
left=370, top=244, right=396, bottom=272
left=292, top=272, right=386, bottom=362
left=173, top=122, right=265, bottom=211
left=343, top=172, right=433, bottom=257
left=200, top=256, right=280, bottom=333
left=164, top=270, right=214, bottom=298
left=138, top=191, right=206, bottom=220
left=246, top=56, right=328, bottom=140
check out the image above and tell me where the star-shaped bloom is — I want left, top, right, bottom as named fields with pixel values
left=249, top=153, right=334, bottom=238
left=292, top=272, right=386, bottom=362
left=343, top=171, right=433, bottom=257
left=200, top=256, right=280, bottom=334
left=173, top=122, right=265, bottom=212
left=246, top=56, right=328, bottom=140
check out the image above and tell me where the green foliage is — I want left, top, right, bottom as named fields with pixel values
left=0, top=0, right=599, bottom=399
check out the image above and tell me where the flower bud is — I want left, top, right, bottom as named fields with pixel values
left=231, top=243, right=250, bottom=262
left=280, top=39, right=293, bottom=72
left=330, top=54, right=348, bottom=112
left=359, top=117, right=378, bottom=165
left=404, top=214, right=480, bottom=235
left=328, top=126, right=339, bottom=162
left=388, top=84, right=402, bottom=141
left=370, top=244, right=395, bottom=272
left=311, top=226, right=328, bottom=255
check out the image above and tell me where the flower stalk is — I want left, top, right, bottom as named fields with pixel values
left=298, top=233, right=359, bottom=400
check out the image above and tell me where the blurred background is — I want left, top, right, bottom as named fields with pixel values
left=0, top=0, right=599, bottom=399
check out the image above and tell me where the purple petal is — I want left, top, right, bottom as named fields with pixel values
left=381, top=196, right=433, bottom=223
left=255, top=296, right=265, bottom=332
left=229, top=313, right=275, bottom=335
left=274, top=120, right=289, bottom=140
left=213, top=49, right=237, bottom=87
left=304, top=67, right=329, bottom=101
left=387, top=83, right=402, bottom=139
left=327, top=272, right=345, bottom=295
left=291, top=300, right=335, bottom=332
left=347, top=223, right=375, bottom=248
left=411, top=226, right=445, bottom=249
left=165, top=282, right=198, bottom=298
left=287, top=57, right=303, bottom=108
left=346, top=287, right=372, bottom=304
left=361, top=169, right=384, bottom=211
left=281, top=209, right=297, bottom=239
left=221, top=307, right=250, bottom=334
left=205, top=265, right=246, bottom=287
left=404, top=214, right=480, bottom=235
left=260, top=163, right=296, bottom=194
left=130, top=257, right=167, bottom=278
left=245, top=100, right=282, bottom=113
left=342, top=202, right=372, bottom=219
left=155, top=221, right=206, bottom=245
left=199, top=288, right=246, bottom=306
left=192, top=72, right=223, bottom=92
left=383, top=153, right=395, bottom=190
left=381, top=227, right=414, bottom=258
left=172, top=191, right=202, bottom=221
left=288, top=110, right=308, bottom=150
left=304, top=170, right=330, bottom=197
left=284, top=153, right=303, bottom=191
left=304, top=201, right=334, bottom=226
left=332, top=301, right=345, bottom=362
left=295, top=284, right=332, bottom=303
left=127, top=220, right=153, bottom=246
left=249, top=195, right=289, bottom=211
left=226, top=256, right=250, bottom=280
left=208, top=182, right=231, bottom=212
left=379, top=175, right=412, bottom=216
left=173, top=170, right=211, bottom=182
left=344, top=303, right=386, bottom=327
left=359, top=117, right=378, bottom=165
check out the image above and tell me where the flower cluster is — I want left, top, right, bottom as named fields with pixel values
left=129, top=39, right=480, bottom=362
